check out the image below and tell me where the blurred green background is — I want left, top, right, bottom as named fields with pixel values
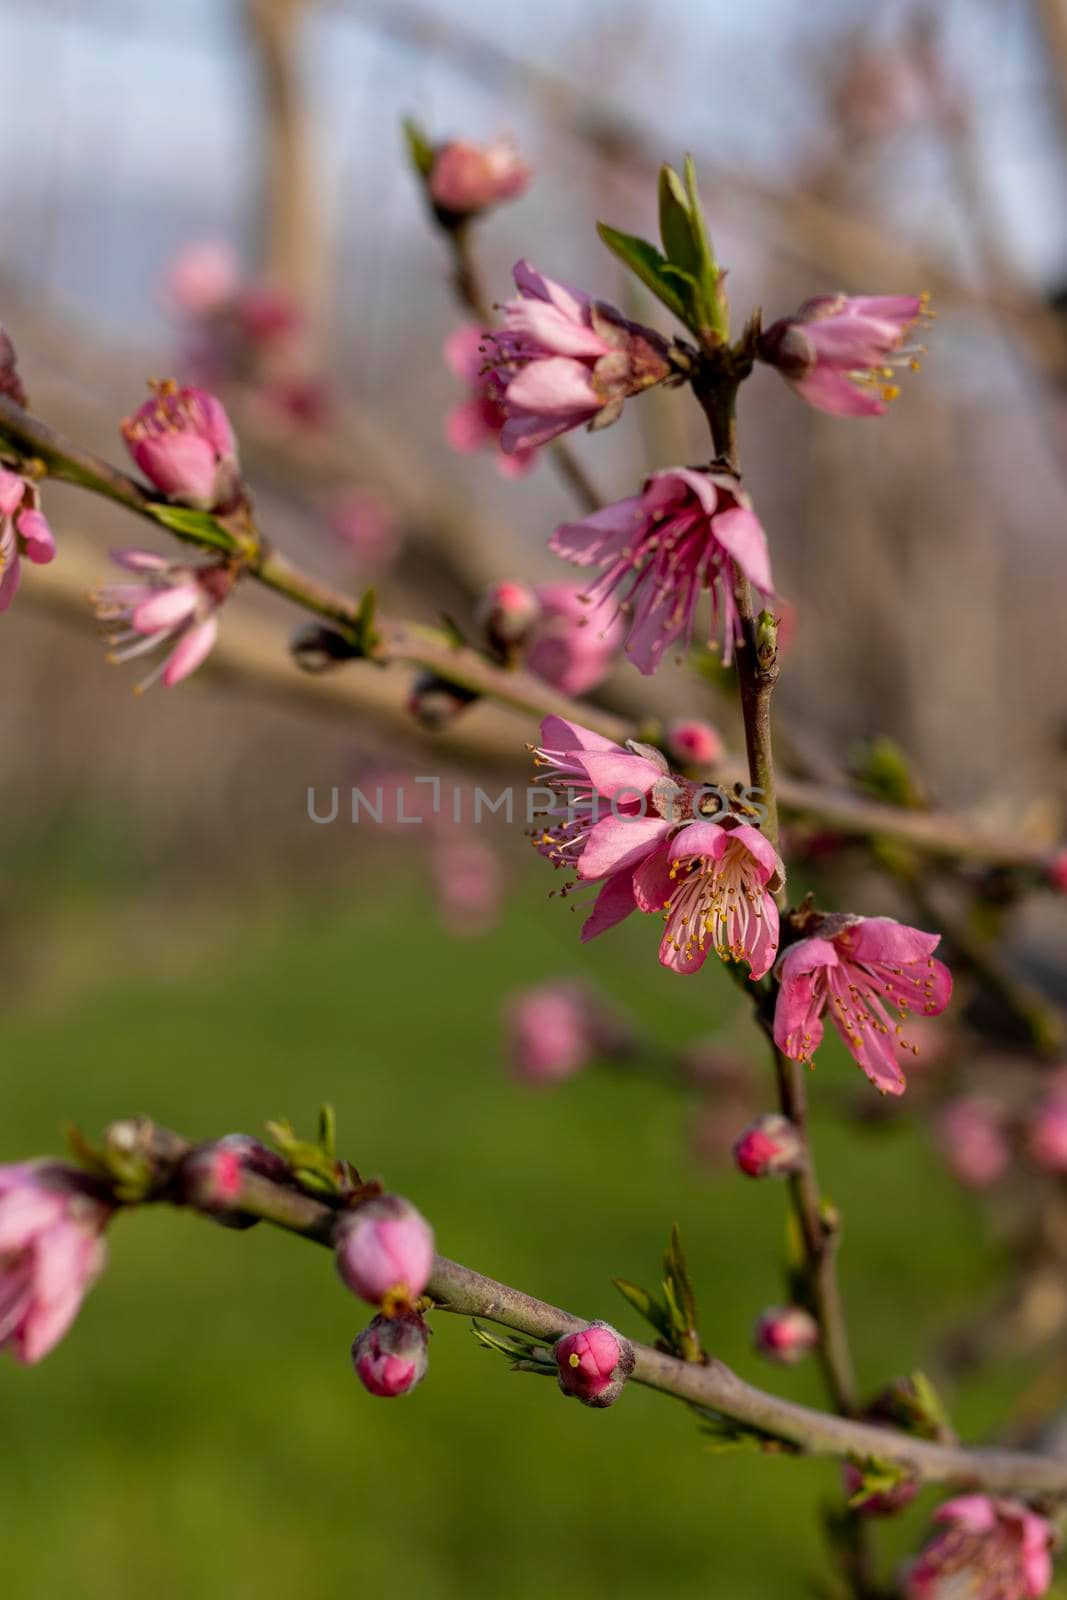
left=0, top=849, right=1025, bottom=1600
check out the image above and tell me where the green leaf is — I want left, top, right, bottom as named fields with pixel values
left=612, top=1277, right=671, bottom=1340
left=595, top=223, right=689, bottom=326
left=147, top=502, right=238, bottom=555
left=664, top=1223, right=699, bottom=1332
left=697, top=1410, right=797, bottom=1456
left=354, top=587, right=379, bottom=653
left=471, top=1321, right=556, bottom=1372
left=403, top=116, right=435, bottom=179
left=658, top=164, right=700, bottom=278
left=317, top=1103, right=336, bottom=1160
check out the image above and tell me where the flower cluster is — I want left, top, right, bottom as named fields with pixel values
left=531, top=716, right=782, bottom=978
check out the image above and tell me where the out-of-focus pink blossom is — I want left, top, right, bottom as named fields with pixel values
left=842, top=1461, right=918, bottom=1517
left=336, top=1196, right=435, bottom=1309
left=121, top=381, right=242, bottom=511
left=429, top=137, right=531, bottom=217
left=327, top=489, right=403, bottom=571
left=834, top=48, right=931, bottom=139
left=443, top=325, right=539, bottom=478
left=759, top=294, right=929, bottom=418
left=0, top=468, right=55, bottom=614
left=0, top=1164, right=110, bottom=1364
left=488, top=261, right=671, bottom=451
left=93, top=547, right=234, bottom=690
left=754, top=1306, right=819, bottom=1365
left=774, top=914, right=952, bottom=1095
left=641, top=821, right=782, bottom=979
left=555, top=1321, right=634, bottom=1408
left=551, top=467, right=774, bottom=674
left=504, top=979, right=630, bottom=1086
left=1048, top=850, right=1067, bottom=894
left=733, top=1114, right=802, bottom=1179
left=235, top=284, right=304, bottom=347
left=937, top=1097, right=1011, bottom=1189
left=666, top=719, right=724, bottom=768
left=352, top=1312, right=430, bottom=1398
left=1028, top=1076, right=1067, bottom=1173
left=164, top=241, right=241, bottom=318
left=431, top=833, right=503, bottom=937
left=525, top=582, right=623, bottom=696
left=906, top=1496, right=1054, bottom=1599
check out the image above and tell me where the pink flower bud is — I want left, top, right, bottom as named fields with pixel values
left=732, top=1114, right=803, bottom=1178
left=181, top=1135, right=292, bottom=1230
left=665, top=719, right=724, bottom=768
left=477, top=580, right=541, bottom=654
left=555, top=1320, right=635, bottom=1408
left=842, top=1461, right=918, bottom=1517
left=1048, top=849, right=1067, bottom=894
left=121, top=381, right=241, bottom=512
left=754, top=1306, right=819, bottom=1365
left=428, top=138, right=531, bottom=218
left=352, top=1311, right=430, bottom=1398
left=335, top=1196, right=435, bottom=1308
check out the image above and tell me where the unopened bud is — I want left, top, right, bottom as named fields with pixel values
left=753, top=1306, right=819, bottom=1365
left=555, top=1320, right=635, bottom=1408
left=290, top=621, right=360, bottom=674
left=732, top=1114, right=803, bottom=1179
left=335, top=1195, right=435, bottom=1308
left=352, top=1311, right=430, bottom=1397
left=477, top=580, right=541, bottom=659
left=665, top=718, right=724, bottom=768
left=406, top=672, right=479, bottom=731
left=181, top=1134, right=291, bottom=1230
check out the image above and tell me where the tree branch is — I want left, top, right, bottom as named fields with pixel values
left=105, top=1118, right=1067, bottom=1499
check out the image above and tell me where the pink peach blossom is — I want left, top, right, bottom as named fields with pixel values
left=907, top=1497, right=1053, bottom=1598
left=121, top=381, right=241, bottom=511
left=550, top=467, right=773, bottom=674
left=759, top=293, right=929, bottom=417
left=93, top=547, right=234, bottom=690
left=443, top=324, right=539, bottom=478
left=639, top=821, right=782, bottom=980
left=0, top=468, right=55, bottom=614
left=488, top=262, right=671, bottom=451
left=774, top=914, right=952, bottom=1095
left=0, top=1164, right=110, bottom=1364
left=429, top=137, right=530, bottom=216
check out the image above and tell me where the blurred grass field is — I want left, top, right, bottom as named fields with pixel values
left=0, top=856, right=1026, bottom=1599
